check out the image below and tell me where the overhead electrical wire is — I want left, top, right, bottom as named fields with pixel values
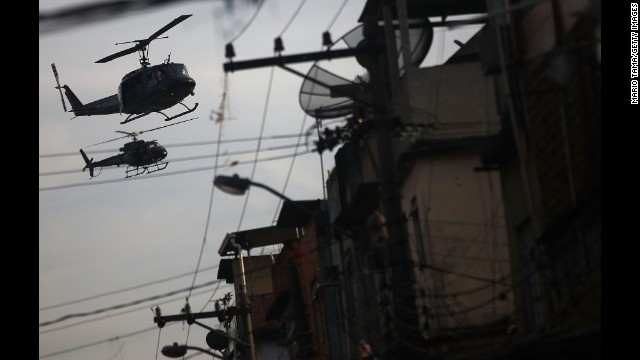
left=267, top=0, right=354, bottom=226
left=43, top=1, right=514, bottom=357
left=39, top=142, right=312, bottom=177
left=39, top=285, right=231, bottom=335
left=39, top=236, right=526, bottom=359
left=277, top=0, right=308, bottom=37
left=186, top=75, right=228, bottom=305
left=226, top=0, right=265, bottom=44
left=430, top=196, right=507, bottom=292
left=41, top=1, right=472, bottom=358
left=39, top=323, right=178, bottom=359
left=39, top=133, right=310, bottom=159
left=198, top=275, right=225, bottom=313
left=39, top=264, right=219, bottom=312
left=39, top=149, right=315, bottom=191
left=107, top=338, right=124, bottom=360
left=39, top=279, right=223, bottom=327
left=262, top=0, right=317, bottom=229
left=325, top=0, right=349, bottom=31
left=235, top=66, right=276, bottom=232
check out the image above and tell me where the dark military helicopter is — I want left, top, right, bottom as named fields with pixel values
left=51, top=14, right=197, bottom=125
left=79, top=117, right=197, bottom=179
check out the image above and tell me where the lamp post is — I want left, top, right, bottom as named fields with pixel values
left=229, top=236, right=256, bottom=360
left=215, top=174, right=331, bottom=359
left=214, top=174, right=294, bottom=202
left=215, top=174, right=334, bottom=230
left=161, top=342, right=226, bottom=359
left=214, top=174, right=293, bottom=360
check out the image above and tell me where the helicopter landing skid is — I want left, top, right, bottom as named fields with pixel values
left=163, top=102, right=199, bottom=122
left=125, top=162, right=169, bottom=179
left=120, top=103, right=198, bottom=124
left=121, top=112, right=151, bottom=125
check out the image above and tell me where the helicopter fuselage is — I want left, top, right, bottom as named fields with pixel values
left=84, top=140, right=167, bottom=170
left=56, top=62, right=196, bottom=122
left=52, top=14, right=197, bottom=124
left=118, top=63, right=196, bottom=115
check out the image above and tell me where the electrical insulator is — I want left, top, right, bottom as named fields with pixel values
left=225, top=43, right=235, bottom=59
left=274, top=37, right=284, bottom=53
left=322, top=31, right=332, bottom=47
left=154, top=306, right=166, bottom=328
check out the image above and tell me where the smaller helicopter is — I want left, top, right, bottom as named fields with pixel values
left=79, top=117, right=197, bottom=179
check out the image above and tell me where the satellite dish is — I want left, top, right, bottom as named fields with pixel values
left=299, top=18, right=434, bottom=119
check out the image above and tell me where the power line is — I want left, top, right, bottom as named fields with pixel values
left=39, top=285, right=231, bottom=335
left=39, top=142, right=312, bottom=177
left=226, top=0, right=265, bottom=44
left=187, top=95, right=227, bottom=302
left=38, top=149, right=315, bottom=191
left=39, top=265, right=219, bottom=312
left=39, top=323, right=177, bottom=359
left=236, top=65, right=276, bottom=232
left=39, top=280, right=223, bottom=327
left=326, top=0, right=349, bottom=32
left=39, top=133, right=311, bottom=159
left=278, top=0, right=308, bottom=37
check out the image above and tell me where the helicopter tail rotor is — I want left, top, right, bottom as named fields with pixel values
left=51, top=63, right=68, bottom=112
left=79, top=149, right=95, bottom=178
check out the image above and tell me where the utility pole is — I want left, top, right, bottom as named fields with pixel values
left=220, top=4, right=424, bottom=356
left=360, top=7, right=424, bottom=359
left=230, top=238, right=257, bottom=360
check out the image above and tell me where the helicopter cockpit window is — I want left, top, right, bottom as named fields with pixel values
left=163, top=65, right=175, bottom=74
left=170, top=64, right=189, bottom=76
left=155, top=67, right=166, bottom=80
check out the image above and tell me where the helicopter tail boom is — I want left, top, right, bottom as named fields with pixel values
left=79, top=149, right=95, bottom=177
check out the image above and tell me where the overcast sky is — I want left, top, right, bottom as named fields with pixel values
left=39, top=1, right=482, bottom=359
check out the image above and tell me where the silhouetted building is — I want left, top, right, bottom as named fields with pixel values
left=477, top=0, right=601, bottom=358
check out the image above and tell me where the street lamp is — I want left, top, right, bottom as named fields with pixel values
left=214, top=174, right=337, bottom=231
left=161, top=342, right=226, bottom=359
left=214, top=174, right=293, bottom=202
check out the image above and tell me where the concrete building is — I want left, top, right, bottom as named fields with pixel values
left=321, top=2, right=516, bottom=358
left=217, top=200, right=342, bottom=360
left=477, top=0, right=601, bottom=358
left=213, top=1, right=600, bottom=359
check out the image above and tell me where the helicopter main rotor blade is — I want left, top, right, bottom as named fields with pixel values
left=115, top=130, right=138, bottom=137
left=84, top=117, right=198, bottom=148
left=95, top=14, right=192, bottom=64
left=85, top=134, right=129, bottom=148
left=147, top=14, right=192, bottom=43
left=96, top=46, right=140, bottom=63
